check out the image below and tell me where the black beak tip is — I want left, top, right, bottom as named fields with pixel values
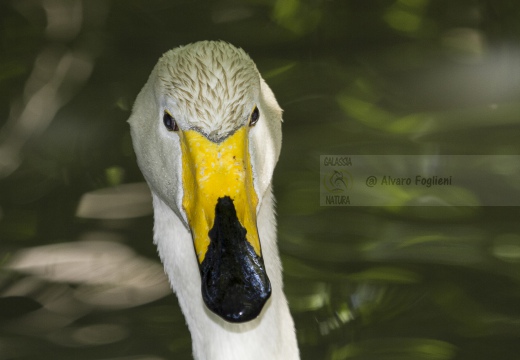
left=204, top=283, right=271, bottom=323
left=200, top=195, right=272, bottom=323
left=216, top=288, right=271, bottom=323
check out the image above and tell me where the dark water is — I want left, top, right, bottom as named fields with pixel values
left=1, top=1, right=520, bottom=359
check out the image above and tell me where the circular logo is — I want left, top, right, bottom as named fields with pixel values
left=323, top=170, right=353, bottom=193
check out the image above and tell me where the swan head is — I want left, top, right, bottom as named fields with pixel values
left=128, top=41, right=282, bottom=323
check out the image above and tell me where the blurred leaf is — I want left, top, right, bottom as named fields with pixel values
left=331, top=337, right=456, bottom=360
left=285, top=280, right=329, bottom=312
left=272, top=0, right=322, bottom=35
left=264, top=61, right=297, bottom=79
left=433, top=282, right=490, bottom=337
left=105, top=166, right=125, bottom=186
left=492, top=233, right=520, bottom=263
left=347, top=267, right=421, bottom=284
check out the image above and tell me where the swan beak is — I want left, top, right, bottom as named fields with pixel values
left=181, top=126, right=271, bottom=323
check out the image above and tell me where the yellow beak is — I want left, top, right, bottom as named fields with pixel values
left=180, top=126, right=271, bottom=323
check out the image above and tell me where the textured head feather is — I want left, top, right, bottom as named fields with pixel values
left=157, top=41, right=260, bottom=141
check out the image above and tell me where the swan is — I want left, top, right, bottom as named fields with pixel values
left=128, top=41, right=299, bottom=360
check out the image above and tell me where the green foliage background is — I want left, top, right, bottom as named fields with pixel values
left=1, top=0, right=520, bottom=359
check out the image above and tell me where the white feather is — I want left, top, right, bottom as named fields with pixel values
left=128, top=41, right=299, bottom=360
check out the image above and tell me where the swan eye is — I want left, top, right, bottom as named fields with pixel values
left=249, top=106, right=259, bottom=127
left=163, top=111, right=179, bottom=131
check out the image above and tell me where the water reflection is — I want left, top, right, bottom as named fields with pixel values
left=6, top=239, right=170, bottom=309
left=51, top=323, right=129, bottom=346
left=1, top=237, right=173, bottom=358
left=76, top=182, right=153, bottom=219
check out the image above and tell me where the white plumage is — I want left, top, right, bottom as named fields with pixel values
left=128, top=41, right=299, bottom=360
